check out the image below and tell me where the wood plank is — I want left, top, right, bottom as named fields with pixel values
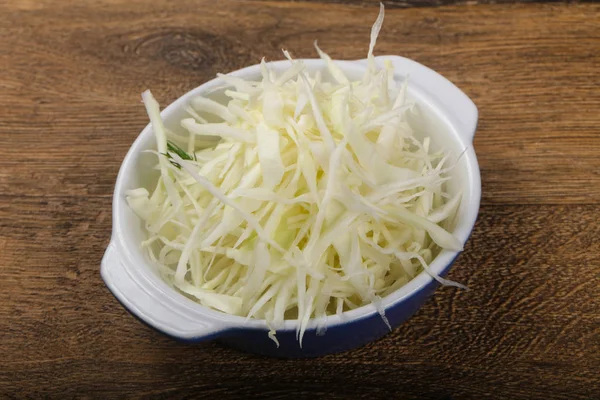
left=1, top=199, right=598, bottom=398
left=1, top=1, right=599, bottom=204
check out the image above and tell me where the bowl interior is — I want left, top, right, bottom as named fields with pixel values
left=114, top=59, right=478, bottom=329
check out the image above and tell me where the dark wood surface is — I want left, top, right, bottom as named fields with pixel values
left=1, top=1, right=598, bottom=399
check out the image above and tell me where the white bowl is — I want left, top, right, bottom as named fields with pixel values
left=101, top=56, right=480, bottom=356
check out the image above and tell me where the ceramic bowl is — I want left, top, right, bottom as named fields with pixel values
left=101, top=56, right=480, bottom=357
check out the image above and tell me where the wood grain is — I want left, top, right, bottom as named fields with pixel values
left=1, top=0, right=599, bottom=399
left=259, top=0, right=597, bottom=8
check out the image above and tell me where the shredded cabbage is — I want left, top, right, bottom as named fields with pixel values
left=127, top=4, right=464, bottom=346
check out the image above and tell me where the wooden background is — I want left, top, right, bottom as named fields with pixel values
left=1, top=0, right=598, bottom=398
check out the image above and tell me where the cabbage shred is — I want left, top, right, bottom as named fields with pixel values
left=127, top=4, right=464, bottom=346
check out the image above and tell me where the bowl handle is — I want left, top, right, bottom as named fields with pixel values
left=369, top=55, right=478, bottom=143
left=101, top=242, right=228, bottom=341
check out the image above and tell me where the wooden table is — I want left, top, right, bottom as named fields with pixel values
left=1, top=0, right=598, bottom=398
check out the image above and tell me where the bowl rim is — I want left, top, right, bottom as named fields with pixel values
left=103, top=55, right=481, bottom=337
